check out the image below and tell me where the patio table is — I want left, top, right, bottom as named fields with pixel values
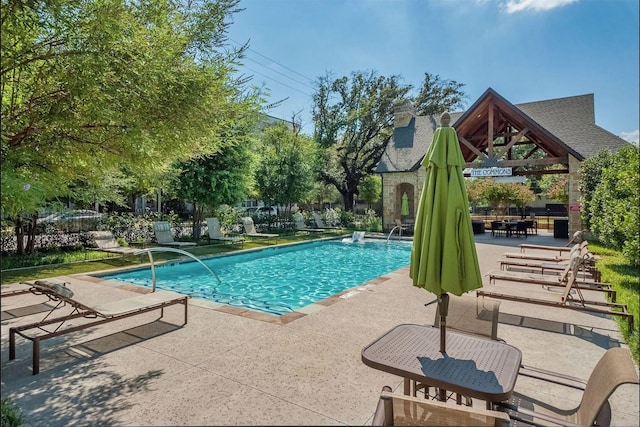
left=361, top=324, right=522, bottom=407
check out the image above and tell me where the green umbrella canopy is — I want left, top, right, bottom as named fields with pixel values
left=401, top=192, right=410, bottom=216
left=409, top=115, right=482, bottom=297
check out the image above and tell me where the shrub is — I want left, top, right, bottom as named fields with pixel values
left=361, top=208, right=382, bottom=232
left=581, top=146, right=639, bottom=266
left=1, top=398, right=25, bottom=427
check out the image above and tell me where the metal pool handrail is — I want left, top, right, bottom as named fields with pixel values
left=133, top=247, right=221, bottom=291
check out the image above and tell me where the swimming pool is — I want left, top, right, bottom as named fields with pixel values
left=99, top=239, right=411, bottom=316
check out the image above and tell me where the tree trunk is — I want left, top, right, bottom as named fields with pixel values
left=26, top=213, right=37, bottom=254
left=342, top=191, right=355, bottom=212
left=15, top=217, right=24, bottom=255
left=192, top=204, right=203, bottom=240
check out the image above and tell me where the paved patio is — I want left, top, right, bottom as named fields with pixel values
left=1, top=231, right=638, bottom=426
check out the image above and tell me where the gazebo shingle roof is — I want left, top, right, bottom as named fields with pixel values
left=377, top=90, right=629, bottom=173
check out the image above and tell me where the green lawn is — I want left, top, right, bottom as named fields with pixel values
left=588, top=243, right=639, bottom=364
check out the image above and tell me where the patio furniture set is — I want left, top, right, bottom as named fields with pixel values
left=364, top=239, right=637, bottom=426
left=365, top=299, right=637, bottom=426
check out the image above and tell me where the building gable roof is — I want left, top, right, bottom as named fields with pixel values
left=377, top=88, right=629, bottom=174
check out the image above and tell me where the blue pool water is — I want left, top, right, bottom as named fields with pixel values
left=99, top=239, right=411, bottom=316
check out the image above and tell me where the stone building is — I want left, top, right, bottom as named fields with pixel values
left=376, top=88, right=630, bottom=236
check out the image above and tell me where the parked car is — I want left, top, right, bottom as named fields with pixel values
left=37, top=210, right=103, bottom=232
left=242, top=207, right=259, bottom=216
left=38, top=210, right=103, bottom=223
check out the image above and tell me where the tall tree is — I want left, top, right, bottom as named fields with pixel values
left=169, top=118, right=260, bottom=239
left=312, top=71, right=410, bottom=211
left=413, top=73, right=466, bottom=115
left=254, top=122, right=317, bottom=217
left=359, top=174, right=381, bottom=209
left=1, top=0, right=251, bottom=251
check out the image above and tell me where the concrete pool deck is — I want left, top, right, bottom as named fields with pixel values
left=1, top=231, right=638, bottom=426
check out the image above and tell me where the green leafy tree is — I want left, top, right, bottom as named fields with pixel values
left=169, top=121, right=260, bottom=239
left=254, top=122, right=317, bottom=217
left=359, top=174, right=382, bottom=209
left=510, top=182, right=536, bottom=214
left=581, top=146, right=639, bottom=266
left=481, top=181, right=533, bottom=217
left=538, top=166, right=569, bottom=203
left=465, top=178, right=491, bottom=212
left=579, top=150, right=615, bottom=231
left=1, top=0, right=248, bottom=252
left=312, top=71, right=410, bottom=211
left=413, top=73, right=466, bottom=115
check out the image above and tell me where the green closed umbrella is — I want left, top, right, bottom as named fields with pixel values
left=401, top=192, right=410, bottom=217
left=409, top=112, right=483, bottom=353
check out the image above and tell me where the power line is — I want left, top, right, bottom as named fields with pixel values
left=241, top=64, right=314, bottom=97
left=229, top=38, right=315, bottom=85
left=244, top=56, right=315, bottom=90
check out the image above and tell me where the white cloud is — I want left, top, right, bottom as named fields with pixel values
left=620, top=130, right=639, bottom=145
left=505, top=0, right=578, bottom=14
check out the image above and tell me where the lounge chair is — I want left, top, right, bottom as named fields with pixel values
left=495, top=347, right=639, bottom=427
left=9, top=280, right=189, bottom=374
left=1, top=283, right=34, bottom=298
left=294, top=215, right=324, bottom=233
left=205, top=218, right=244, bottom=245
left=503, top=241, right=595, bottom=263
left=87, top=230, right=139, bottom=254
left=372, top=386, right=511, bottom=426
left=240, top=217, right=278, bottom=243
left=311, top=212, right=341, bottom=230
left=498, top=245, right=601, bottom=281
left=517, top=239, right=588, bottom=256
left=152, top=221, right=196, bottom=247
left=489, top=254, right=615, bottom=301
left=477, top=254, right=634, bottom=329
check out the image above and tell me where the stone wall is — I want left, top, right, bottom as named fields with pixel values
left=567, top=155, right=583, bottom=237
left=382, top=170, right=424, bottom=231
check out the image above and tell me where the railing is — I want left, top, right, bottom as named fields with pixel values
left=133, top=247, right=221, bottom=291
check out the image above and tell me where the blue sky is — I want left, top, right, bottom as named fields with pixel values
left=227, top=0, right=639, bottom=143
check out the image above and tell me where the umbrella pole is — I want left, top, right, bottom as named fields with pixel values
left=439, top=293, right=449, bottom=354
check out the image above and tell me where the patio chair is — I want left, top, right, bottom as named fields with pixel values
left=311, top=212, right=341, bottom=230
left=372, top=386, right=511, bottom=426
left=477, top=254, right=634, bottom=330
left=87, top=230, right=139, bottom=254
left=414, top=297, right=502, bottom=404
left=393, top=219, right=411, bottom=234
left=9, top=280, right=189, bottom=374
left=491, top=221, right=507, bottom=237
left=513, top=221, right=528, bottom=238
left=524, top=219, right=537, bottom=235
left=205, top=218, right=244, bottom=245
left=240, top=217, right=278, bottom=243
left=495, top=347, right=639, bottom=427
left=152, top=221, right=196, bottom=247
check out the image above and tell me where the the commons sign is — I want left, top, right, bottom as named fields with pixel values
left=470, top=167, right=512, bottom=177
